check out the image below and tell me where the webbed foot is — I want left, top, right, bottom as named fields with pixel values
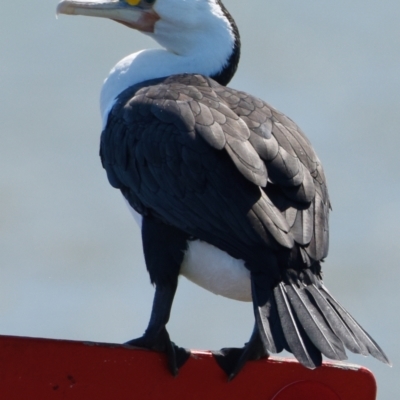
left=212, top=327, right=268, bottom=380
left=125, top=328, right=190, bottom=376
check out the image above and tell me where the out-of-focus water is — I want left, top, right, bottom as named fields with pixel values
left=0, top=1, right=398, bottom=397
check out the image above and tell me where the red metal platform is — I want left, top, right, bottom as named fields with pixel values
left=0, top=335, right=376, bottom=399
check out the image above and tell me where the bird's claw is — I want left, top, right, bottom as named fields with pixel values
left=212, top=339, right=268, bottom=380
left=125, top=328, right=190, bottom=376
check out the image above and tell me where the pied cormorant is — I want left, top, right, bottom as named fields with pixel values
left=56, top=0, right=389, bottom=379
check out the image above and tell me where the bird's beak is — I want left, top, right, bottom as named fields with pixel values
left=56, top=0, right=159, bottom=33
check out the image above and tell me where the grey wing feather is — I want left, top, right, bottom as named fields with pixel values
left=215, top=83, right=330, bottom=257
left=103, top=74, right=330, bottom=260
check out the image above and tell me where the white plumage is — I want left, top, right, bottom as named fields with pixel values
left=125, top=200, right=251, bottom=301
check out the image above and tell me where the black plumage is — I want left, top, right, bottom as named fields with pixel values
left=100, top=74, right=389, bottom=377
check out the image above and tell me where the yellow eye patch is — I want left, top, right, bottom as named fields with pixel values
left=126, top=0, right=141, bottom=5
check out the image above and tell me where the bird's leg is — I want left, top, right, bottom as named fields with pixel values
left=213, top=271, right=277, bottom=380
left=213, top=323, right=269, bottom=380
left=125, top=280, right=190, bottom=375
left=125, top=215, right=191, bottom=376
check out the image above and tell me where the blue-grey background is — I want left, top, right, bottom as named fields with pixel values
left=0, top=1, right=398, bottom=397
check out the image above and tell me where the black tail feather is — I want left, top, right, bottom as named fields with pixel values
left=274, top=282, right=322, bottom=368
left=252, top=279, right=288, bottom=353
left=319, top=284, right=391, bottom=365
left=251, top=270, right=390, bottom=368
left=285, top=283, right=347, bottom=360
left=305, top=283, right=367, bottom=355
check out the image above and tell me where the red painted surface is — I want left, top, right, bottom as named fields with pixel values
left=0, top=335, right=376, bottom=399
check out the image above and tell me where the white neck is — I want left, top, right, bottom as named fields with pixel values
left=100, top=0, right=235, bottom=128
left=100, top=47, right=228, bottom=127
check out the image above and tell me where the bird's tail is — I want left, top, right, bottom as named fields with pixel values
left=252, top=269, right=391, bottom=368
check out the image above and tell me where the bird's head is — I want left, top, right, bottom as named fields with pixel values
left=57, top=0, right=241, bottom=119
left=57, top=0, right=239, bottom=61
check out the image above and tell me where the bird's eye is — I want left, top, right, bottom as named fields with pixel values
left=125, top=0, right=156, bottom=6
